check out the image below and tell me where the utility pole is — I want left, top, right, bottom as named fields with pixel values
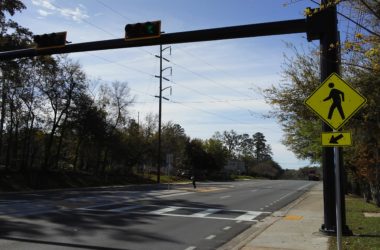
left=155, top=44, right=172, bottom=184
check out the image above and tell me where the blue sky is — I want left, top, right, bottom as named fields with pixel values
left=11, top=0, right=330, bottom=169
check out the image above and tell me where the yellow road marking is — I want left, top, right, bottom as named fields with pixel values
left=283, top=215, right=303, bottom=220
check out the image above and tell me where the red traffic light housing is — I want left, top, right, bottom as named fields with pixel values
left=125, top=21, right=161, bottom=40
left=33, top=32, right=67, bottom=49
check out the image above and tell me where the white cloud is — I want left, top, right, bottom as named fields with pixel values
left=37, top=9, right=52, bottom=17
left=59, top=6, right=89, bottom=22
left=32, top=0, right=56, bottom=10
left=32, top=0, right=89, bottom=23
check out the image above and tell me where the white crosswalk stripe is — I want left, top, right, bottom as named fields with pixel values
left=192, top=208, right=221, bottom=217
left=149, top=206, right=180, bottom=215
left=77, top=203, right=270, bottom=222
left=235, top=211, right=262, bottom=221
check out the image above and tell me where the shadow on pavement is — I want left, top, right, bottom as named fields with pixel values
left=0, top=236, right=130, bottom=250
left=0, top=189, right=228, bottom=249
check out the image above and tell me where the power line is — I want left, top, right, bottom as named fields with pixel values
left=88, top=51, right=265, bottom=118
left=169, top=79, right=263, bottom=117
left=84, top=54, right=158, bottom=101
left=49, top=1, right=118, bottom=38
left=309, top=0, right=380, bottom=38
left=88, top=53, right=155, bottom=77
left=47, top=1, right=163, bottom=111
left=93, top=0, right=262, bottom=116
left=173, top=45, right=262, bottom=95
left=95, top=0, right=136, bottom=23
left=171, top=98, right=263, bottom=104
left=169, top=59, right=254, bottom=99
left=168, top=99, right=253, bottom=125
left=132, top=98, right=264, bottom=104
left=167, top=99, right=276, bottom=133
left=47, top=1, right=271, bottom=122
left=166, top=62, right=263, bottom=117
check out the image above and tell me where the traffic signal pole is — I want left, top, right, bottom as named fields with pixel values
left=319, top=4, right=340, bottom=234
left=318, top=1, right=350, bottom=235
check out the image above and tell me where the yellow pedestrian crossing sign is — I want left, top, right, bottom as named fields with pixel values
left=321, top=132, right=352, bottom=147
left=305, top=73, right=366, bottom=130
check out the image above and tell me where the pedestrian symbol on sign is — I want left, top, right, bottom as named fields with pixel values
left=323, top=83, right=345, bottom=120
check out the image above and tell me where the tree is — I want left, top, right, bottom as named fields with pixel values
left=185, top=139, right=206, bottom=177
left=0, top=0, right=33, bottom=170
left=35, top=56, right=87, bottom=170
left=0, top=0, right=31, bottom=51
left=263, top=45, right=321, bottom=163
left=248, top=160, right=283, bottom=179
left=213, top=130, right=240, bottom=158
left=0, top=0, right=25, bottom=19
left=203, top=138, right=229, bottom=172
left=238, top=133, right=254, bottom=159
left=161, top=122, right=188, bottom=173
left=96, top=81, right=134, bottom=173
left=252, top=132, right=272, bottom=162
left=68, top=92, right=107, bottom=171
left=340, top=1, right=380, bottom=74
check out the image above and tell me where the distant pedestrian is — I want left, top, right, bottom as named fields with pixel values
left=191, top=175, right=196, bottom=189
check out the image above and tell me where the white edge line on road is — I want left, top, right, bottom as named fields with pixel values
left=297, top=182, right=314, bottom=191
left=219, top=195, right=231, bottom=199
left=223, top=226, right=231, bottom=230
left=278, top=182, right=315, bottom=201
left=184, top=247, right=196, bottom=250
left=205, top=235, right=216, bottom=240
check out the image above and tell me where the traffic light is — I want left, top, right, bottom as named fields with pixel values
left=125, top=21, right=161, bottom=40
left=33, top=32, right=67, bottom=49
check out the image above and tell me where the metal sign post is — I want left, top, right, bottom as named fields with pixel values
left=334, top=146, right=342, bottom=250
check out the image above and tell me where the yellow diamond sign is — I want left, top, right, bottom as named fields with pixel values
left=305, top=73, right=367, bottom=130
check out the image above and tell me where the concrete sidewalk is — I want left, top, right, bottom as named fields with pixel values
left=220, top=182, right=329, bottom=250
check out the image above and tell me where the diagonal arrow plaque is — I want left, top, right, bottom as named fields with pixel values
left=321, top=132, right=352, bottom=147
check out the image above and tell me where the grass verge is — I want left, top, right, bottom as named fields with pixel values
left=329, top=195, right=380, bottom=250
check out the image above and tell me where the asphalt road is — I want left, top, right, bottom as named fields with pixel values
left=0, top=179, right=316, bottom=250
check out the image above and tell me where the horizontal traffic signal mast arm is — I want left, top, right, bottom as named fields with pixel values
left=0, top=18, right=306, bottom=60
